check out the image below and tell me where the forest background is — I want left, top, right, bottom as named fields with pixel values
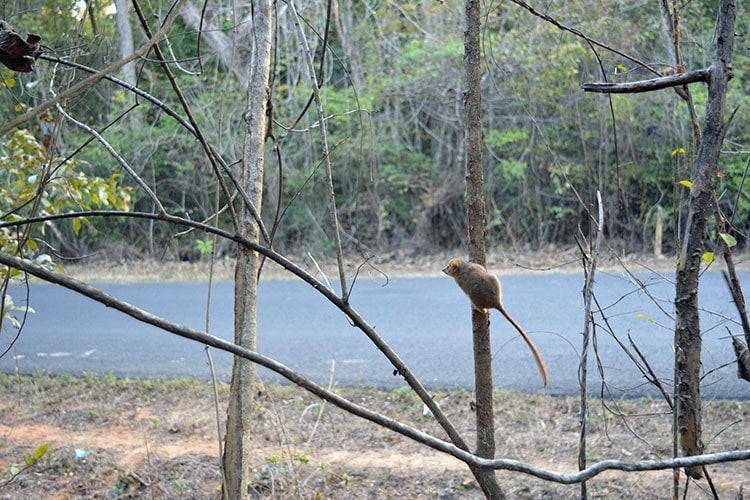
left=2, top=0, right=748, bottom=264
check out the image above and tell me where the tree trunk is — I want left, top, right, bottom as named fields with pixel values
left=674, top=0, right=736, bottom=480
left=223, top=0, right=272, bottom=497
left=464, top=1, right=504, bottom=498
left=113, top=0, right=135, bottom=87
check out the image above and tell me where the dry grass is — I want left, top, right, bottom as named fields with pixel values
left=59, top=247, right=747, bottom=284
left=0, top=374, right=748, bottom=498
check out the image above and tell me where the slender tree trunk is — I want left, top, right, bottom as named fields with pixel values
left=113, top=0, right=135, bottom=87
left=223, top=1, right=272, bottom=497
left=464, top=1, right=504, bottom=498
left=674, top=0, right=736, bottom=480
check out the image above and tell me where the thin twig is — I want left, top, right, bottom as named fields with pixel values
left=129, top=0, right=240, bottom=232
left=53, top=105, right=166, bottom=214
left=578, top=190, right=604, bottom=497
left=284, top=0, right=348, bottom=301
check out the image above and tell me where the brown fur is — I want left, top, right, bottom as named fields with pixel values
left=442, top=258, right=550, bottom=386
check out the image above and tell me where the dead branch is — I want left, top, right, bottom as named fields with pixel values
left=578, top=190, right=604, bottom=497
left=0, top=208, right=475, bottom=472
left=581, top=69, right=710, bottom=94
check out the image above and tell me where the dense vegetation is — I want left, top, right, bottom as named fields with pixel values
left=1, top=0, right=747, bottom=261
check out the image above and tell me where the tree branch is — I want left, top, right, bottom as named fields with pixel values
left=130, top=0, right=240, bottom=233
left=581, top=69, right=710, bottom=94
left=508, top=0, right=663, bottom=78
left=578, top=190, right=603, bottom=497
left=54, top=105, right=166, bottom=214
left=284, top=0, right=349, bottom=301
left=35, top=54, right=270, bottom=244
left=0, top=209, right=471, bottom=459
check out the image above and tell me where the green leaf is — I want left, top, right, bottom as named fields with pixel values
left=25, top=442, right=48, bottom=465
left=678, top=180, right=692, bottom=189
left=702, top=252, right=714, bottom=264
left=195, top=239, right=213, bottom=258
left=719, top=233, right=737, bottom=247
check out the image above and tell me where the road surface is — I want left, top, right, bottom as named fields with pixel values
left=1, top=269, right=748, bottom=399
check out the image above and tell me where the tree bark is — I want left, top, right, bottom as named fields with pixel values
left=674, top=0, right=735, bottom=480
left=223, top=0, right=272, bottom=497
left=464, top=0, right=504, bottom=497
left=113, top=0, right=135, bottom=87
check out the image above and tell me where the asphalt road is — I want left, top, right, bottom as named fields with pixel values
left=1, top=269, right=748, bottom=399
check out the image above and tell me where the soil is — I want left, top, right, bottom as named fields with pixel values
left=2, top=252, right=750, bottom=498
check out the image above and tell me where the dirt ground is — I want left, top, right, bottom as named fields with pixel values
left=0, top=374, right=748, bottom=499
left=2, top=251, right=749, bottom=498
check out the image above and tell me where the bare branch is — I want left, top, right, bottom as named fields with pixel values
left=283, top=0, right=349, bottom=301
left=508, top=0, right=662, bottom=78
left=130, top=0, right=240, bottom=233
left=0, top=250, right=463, bottom=460
left=582, top=69, right=710, bottom=94
left=53, top=104, right=166, bottom=214
left=494, top=449, right=750, bottom=484
left=38, top=52, right=270, bottom=243
left=578, top=190, right=603, bottom=497
left=0, top=209, right=471, bottom=460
